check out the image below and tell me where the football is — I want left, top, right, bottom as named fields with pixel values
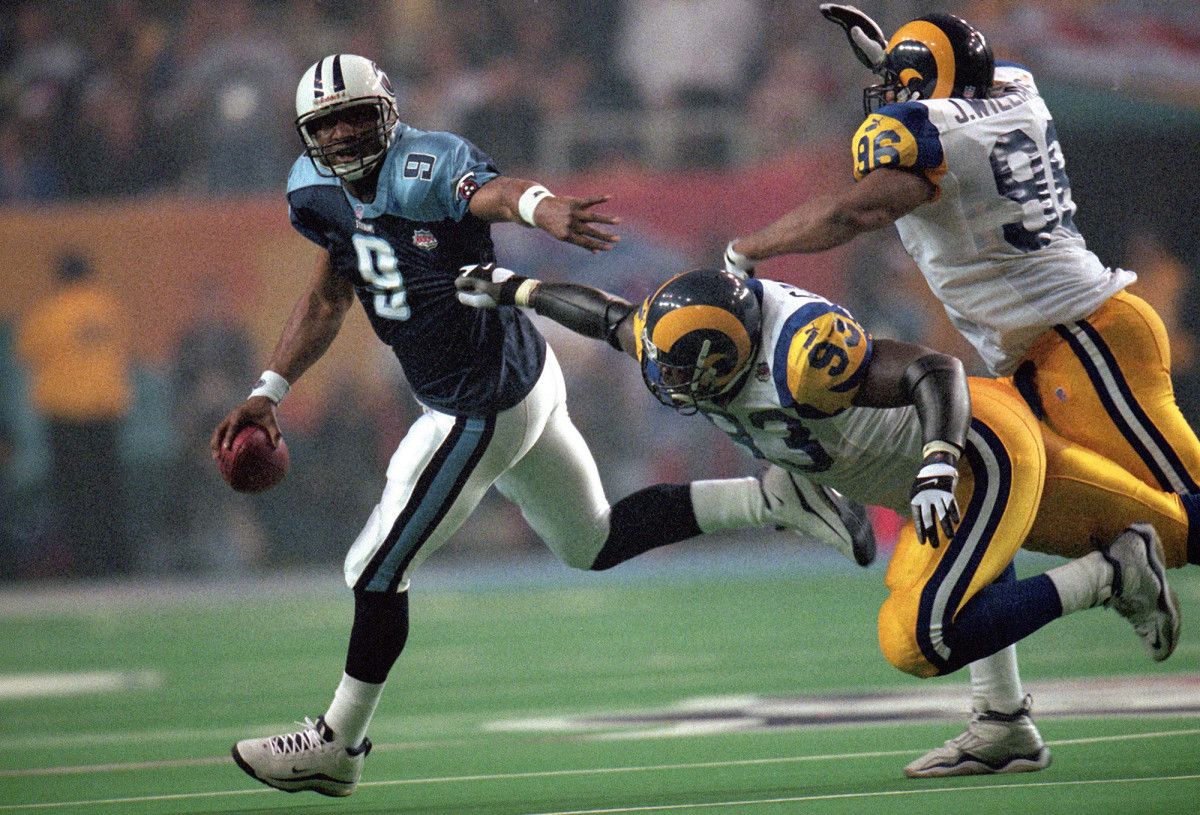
left=217, top=424, right=289, bottom=493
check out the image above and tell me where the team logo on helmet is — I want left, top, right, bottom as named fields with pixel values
left=635, top=269, right=762, bottom=412
left=863, top=13, right=994, bottom=115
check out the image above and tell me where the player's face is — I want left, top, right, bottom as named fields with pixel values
left=312, top=106, right=380, bottom=167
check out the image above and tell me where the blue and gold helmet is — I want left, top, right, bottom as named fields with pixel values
left=864, top=13, right=994, bottom=115
left=633, top=269, right=761, bottom=413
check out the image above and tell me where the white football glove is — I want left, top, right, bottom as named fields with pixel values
left=819, top=4, right=888, bottom=72
left=723, top=241, right=755, bottom=279
left=909, top=457, right=960, bottom=547
left=455, top=263, right=520, bottom=309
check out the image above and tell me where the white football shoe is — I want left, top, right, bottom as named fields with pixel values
left=1101, top=522, right=1181, bottom=662
left=904, top=695, right=1050, bottom=778
left=760, top=464, right=875, bottom=566
left=232, top=715, right=371, bottom=797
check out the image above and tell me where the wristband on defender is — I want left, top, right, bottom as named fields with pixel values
left=513, top=279, right=540, bottom=307
left=517, top=185, right=554, bottom=227
left=495, top=274, right=535, bottom=306
left=922, top=440, right=961, bottom=463
left=249, top=370, right=290, bottom=405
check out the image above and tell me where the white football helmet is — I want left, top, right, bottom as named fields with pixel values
left=295, top=54, right=399, bottom=181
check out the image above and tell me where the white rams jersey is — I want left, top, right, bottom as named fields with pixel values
left=851, top=62, right=1135, bottom=376
left=699, top=279, right=923, bottom=513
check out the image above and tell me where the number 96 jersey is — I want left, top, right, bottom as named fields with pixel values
left=850, top=62, right=1133, bottom=376
left=700, top=279, right=923, bottom=513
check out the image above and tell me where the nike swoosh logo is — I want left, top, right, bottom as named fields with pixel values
left=913, top=479, right=942, bottom=491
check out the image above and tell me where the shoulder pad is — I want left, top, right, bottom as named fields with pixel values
left=852, top=104, right=944, bottom=181
left=286, top=154, right=339, bottom=194
left=380, top=129, right=500, bottom=221
left=773, top=301, right=871, bottom=417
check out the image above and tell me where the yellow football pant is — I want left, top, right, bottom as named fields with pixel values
left=881, top=379, right=1044, bottom=677
left=879, top=377, right=1193, bottom=677
left=1016, top=292, right=1200, bottom=489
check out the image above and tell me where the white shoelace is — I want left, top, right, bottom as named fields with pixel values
left=266, top=717, right=325, bottom=756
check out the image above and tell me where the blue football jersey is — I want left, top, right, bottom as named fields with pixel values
left=286, top=124, right=546, bottom=415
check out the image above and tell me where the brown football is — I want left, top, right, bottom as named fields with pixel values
left=218, top=424, right=289, bottom=493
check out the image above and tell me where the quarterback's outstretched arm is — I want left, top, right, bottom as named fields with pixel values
left=468, top=176, right=621, bottom=253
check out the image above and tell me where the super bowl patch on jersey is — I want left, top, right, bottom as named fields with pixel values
left=412, top=229, right=437, bottom=251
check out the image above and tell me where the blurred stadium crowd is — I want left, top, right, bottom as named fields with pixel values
left=2, top=0, right=1200, bottom=581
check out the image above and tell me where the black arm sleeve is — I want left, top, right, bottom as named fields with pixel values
left=900, top=353, right=970, bottom=454
left=527, top=283, right=636, bottom=351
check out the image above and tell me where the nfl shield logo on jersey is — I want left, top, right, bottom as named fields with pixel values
left=412, top=229, right=437, bottom=251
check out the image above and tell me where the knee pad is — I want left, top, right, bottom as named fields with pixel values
left=878, top=594, right=940, bottom=678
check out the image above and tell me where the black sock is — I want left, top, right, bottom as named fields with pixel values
left=1183, top=493, right=1200, bottom=565
left=345, top=589, right=409, bottom=684
left=590, top=484, right=702, bottom=571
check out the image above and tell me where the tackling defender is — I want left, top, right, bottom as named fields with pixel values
left=212, top=54, right=873, bottom=798
left=457, top=264, right=1192, bottom=774
left=723, top=5, right=1200, bottom=777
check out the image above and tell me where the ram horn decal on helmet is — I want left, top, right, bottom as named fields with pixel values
left=633, top=269, right=762, bottom=413
left=863, top=13, right=994, bottom=115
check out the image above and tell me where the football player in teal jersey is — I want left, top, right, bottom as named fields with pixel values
left=214, top=54, right=874, bottom=797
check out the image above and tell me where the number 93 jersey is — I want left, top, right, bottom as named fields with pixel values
left=850, top=62, right=1134, bottom=376
left=700, top=279, right=924, bottom=513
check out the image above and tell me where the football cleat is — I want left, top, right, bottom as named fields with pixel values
left=232, top=715, right=371, bottom=797
left=1101, top=522, right=1181, bottom=662
left=904, top=695, right=1050, bottom=778
left=760, top=464, right=876, bottom=567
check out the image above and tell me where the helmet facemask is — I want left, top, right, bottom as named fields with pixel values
left=295, top=54, right=400, bottom=182
left=297, top=99, right=397, bottom=181
left=634, top=269, right=762, bottom=415
left=641, top=332, right=751, bottom=414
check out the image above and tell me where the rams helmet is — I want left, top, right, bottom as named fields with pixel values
left=863, top=13, right=994, bottom=115
left=634, top=269, right=762, bottom=412
left=295, top=54, right=399, bottom=181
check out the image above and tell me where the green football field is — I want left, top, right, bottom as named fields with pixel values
left=3, top=541, right=1200, bottom=814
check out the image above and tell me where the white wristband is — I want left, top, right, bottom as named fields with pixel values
left=517, top=185, right=554, bottom=227
left=249, top=370, right=290, bottom=405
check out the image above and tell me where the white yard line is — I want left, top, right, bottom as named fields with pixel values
left=2, top=729, right=1200, bottom=810
left=0, top=670, right=162, bottom=701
